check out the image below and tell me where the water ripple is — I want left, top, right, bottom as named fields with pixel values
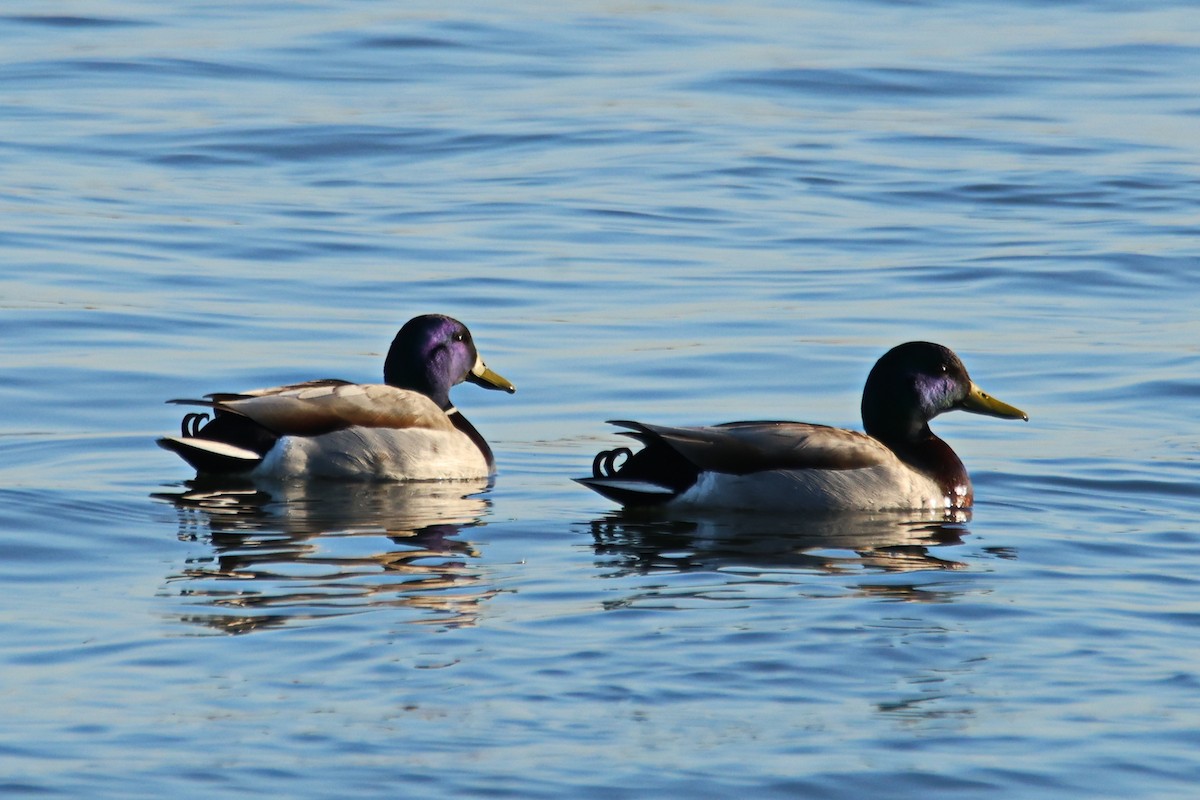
left=704, top=66, right=1025, bottom=101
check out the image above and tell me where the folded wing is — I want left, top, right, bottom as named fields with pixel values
left=611, top=419, right=891, bottom=474
left=172, top=382, right=456, bottom=437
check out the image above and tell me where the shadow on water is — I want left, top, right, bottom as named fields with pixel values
left=588, top=508, right=987, bottom=601
left=152, top=478, right=497, bottom=634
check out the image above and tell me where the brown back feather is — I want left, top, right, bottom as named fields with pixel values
left=218, top=384, right=456, bottom=437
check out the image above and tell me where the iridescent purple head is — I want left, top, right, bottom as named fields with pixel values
left=383, top=314, right=515, bottom=409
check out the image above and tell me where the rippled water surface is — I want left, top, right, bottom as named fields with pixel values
left=3, top=1, right=1200, bottom=797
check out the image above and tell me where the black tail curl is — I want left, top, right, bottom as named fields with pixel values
left=592, top=446, right=632, bottom=478
left=181, top=412, right=211, bottom=437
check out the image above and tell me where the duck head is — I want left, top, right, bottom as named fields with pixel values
left=384, top=314, right=516, bottom=409
left=861, top=341, right=1027, bottom=443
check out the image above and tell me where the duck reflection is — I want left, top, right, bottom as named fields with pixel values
left=154, top=478, right=495, bottom=633
left=589, top=508, right=974, bottom=584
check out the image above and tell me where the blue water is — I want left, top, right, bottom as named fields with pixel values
left=3, top=1, right=1200, bottom=797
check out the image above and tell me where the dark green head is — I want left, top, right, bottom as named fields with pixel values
left=861, top=341, right=1026, bottom=443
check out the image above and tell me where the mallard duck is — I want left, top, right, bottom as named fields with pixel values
left=158, top=314, right=516, bottom=481
left=577, top=341, right=1026, bottom=511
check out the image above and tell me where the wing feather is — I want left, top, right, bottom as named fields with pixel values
left=217, top=384, right=456, bottom=436
left=609, top=419, right=891, bottom=475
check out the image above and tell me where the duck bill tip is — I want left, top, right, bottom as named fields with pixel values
left=964, top=382, right=1027, bottom=421
left=468, top=360, right=516, bottom=394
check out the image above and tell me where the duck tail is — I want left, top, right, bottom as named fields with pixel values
left=575, top=442, right=679, bottom=507
left=158, top=412, right=277, bottom=475
left=157, top=436, right=263, bottom=474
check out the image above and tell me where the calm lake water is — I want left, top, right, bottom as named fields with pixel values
left=3, top=1, right=1199, bottom=797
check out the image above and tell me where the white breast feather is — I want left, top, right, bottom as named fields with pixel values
left=674, top=464, right=950, bottom=512
left=253, top=426, right=490, bottom=481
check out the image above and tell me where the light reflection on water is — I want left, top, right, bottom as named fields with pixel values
left=589, top=509, right=973, bottom=578
left=154, top=480, right=496, bottom=633
left=157, top=479, right=984, bottom=634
